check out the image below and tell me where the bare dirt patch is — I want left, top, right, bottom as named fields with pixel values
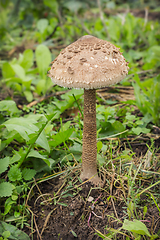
left=25, top=171, right=160, bottom=240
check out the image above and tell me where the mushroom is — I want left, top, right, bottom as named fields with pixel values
left=49, top=35, right=129, bottom=185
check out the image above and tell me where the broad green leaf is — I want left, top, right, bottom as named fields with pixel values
left=50, top=128, right=74, bottom=147
left=126, top=49, right=144, bottom=62
left=0, top=221, right=30, bottom=240
left=28, top=150, right=55, bottom=168
left=0, top=182, right=14, bottom=197
left=2, top=230, right=10, bottom=238
left=3, top=118, right=39, bottom=141
left=27, top=129, right=50, bottom=152
left=28, top=149, right=47, bottom=160
left=35, top=44, right=51, bottom=79
left=122, top=219, right=151, bottom=237
left=36, top=130, right=50, bottom=152
left=107, top=18, right=120, bottom=42
left=35, top=78, right=53, bottom=95
left=100, top=121, right=125, bottom=138
left=10, top=149, right=27, bottom=164
left=11, top=64, right=26, bottom=81
left=126, top=114, right=136, bottom=121
left=22, top=168, right=36, bottom=181
left=36, top=79, right=46, bottom=95
left=112, top=121, right=125, bottom=133
left=94, top=19, right=103, bottom=31
left=132, top=127, right=150, bottom=135
left=54, top=89, right=83, bottom=113
left=132, top=127, right=143, bottom=135
left=24, top=90, right=33, bottom=102
left=0, top=157, right=9, bottom=174
left=2, top=62, right=15, bottom=78
left=43, top=158, right=56, bottom=168
left=26, top=113, right=47, bottom=122
left=97, top=154, right=105, bottom=166
left=63, top=0, right=83, bottom=12
left=60, top=121, right=71, bottom=132
left=1, top=131, right=19, bottom=150
left=69, top=142, right=82, bottom=154
left=8, top=165, right=22, bottom=182
left=37, top=19, right=48, bottom=34
left=147, top=45, right=160, bottom=62
left=0, top=100, right=19, bottom=115
left=19, top=49, right=33, bottom=71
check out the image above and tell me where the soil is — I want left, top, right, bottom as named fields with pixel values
left=25, top=177, right=160, bottom=240
left=24, top=138, right=160, bottom=240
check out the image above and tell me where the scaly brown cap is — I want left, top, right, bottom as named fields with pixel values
left=49, top=35, right=129, bottom=89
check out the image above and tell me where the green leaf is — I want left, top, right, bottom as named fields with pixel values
left=57, top=202, right=68, bottom=207
left=27, top=129, right=50, bottom=152
left=132, top=127, right=150, bottom=135
left=11, top=64, right=26, bottom=81
left=70, top=229, right=77, bottom=237
left=12, top=195, right=18, bottom=201
left=127, top=201, right=134, bottom=219
left=36, top=129, right=50, bottom=152
left=10, top=150, right=24, bottom=165
left=63, top=0, right=83, bottom=12
left=122, top=219, right=151, bottom=237
left=97, top=141, right=103, bottom=153
left=0, top=182, right=14, bottom=197
left=97, top=154, right=105, bottom=166
left=0, top=100, right=19, bottom=115
left=28, top=150, right=55, bottom=168
left=19, top=49, right=33, bottom=71
left=2, top=62, right=15, bottom=78
left=3, top=117, right=39, bottom=141
left=8, top=165, right=22, bottom=182
left=22, top=168, right=36, bottom=181
left=36, top=79, right=46, bottom=95
left=69, top=142, right=82, bottom=154
left=0, top=157, right=10, bottom=174
left=132, top=127, right=143, bottom=135
left=3, top=203, right=12, bottom=216
left=107, top=18, right=120, bottom=42
left=135, top=236, right=141, bottom=240
left=35, top=44, right=51, bottom=79
left=24, top=90, right=33, bottom=102
left=50, top=128, right=74, bottom=147
left=2, top=230, right=10, bottom=238
left=147, top=45, right=160, bottom=62
left=27, top=150, right=43, bottom=159
left=37, top=19, right=48, bottom=34
left=0, top=221, right=30, bottom=240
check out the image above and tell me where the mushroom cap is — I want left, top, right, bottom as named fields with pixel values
left=49, top=35, right=129, bottom=89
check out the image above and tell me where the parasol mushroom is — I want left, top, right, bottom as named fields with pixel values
left=49, top=35, right=129, bottom=185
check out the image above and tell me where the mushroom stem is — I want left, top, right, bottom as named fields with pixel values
left=80, top=89, right=100, bottom=184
